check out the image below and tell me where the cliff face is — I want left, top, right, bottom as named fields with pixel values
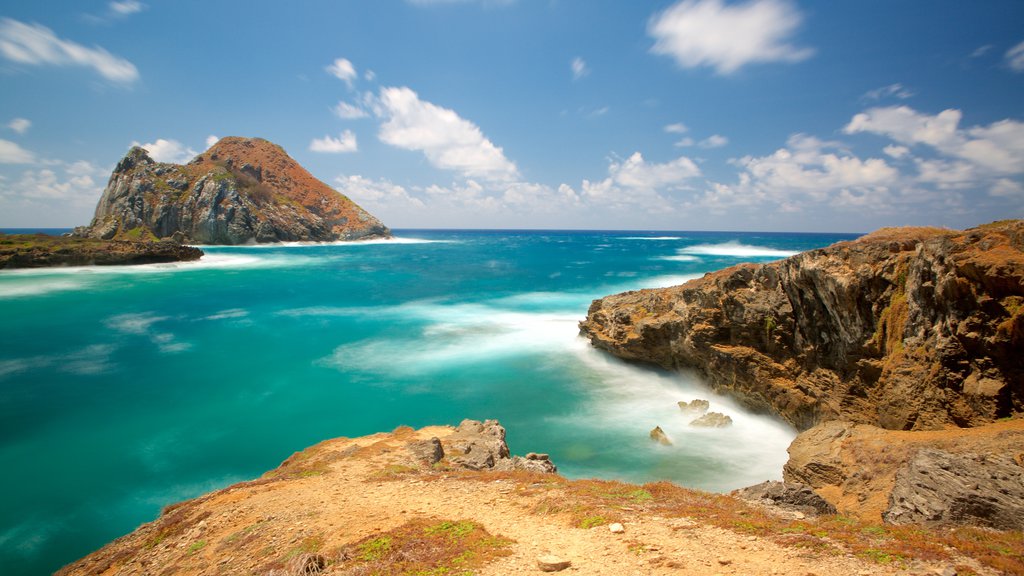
left=0, top=233, right=202, bottom=268
left=579, top=221, right=1024, bottom=432
left=76, top=137, right=390, bottom=244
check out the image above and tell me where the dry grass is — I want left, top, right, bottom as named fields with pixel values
left=331, top=518, right=513, bottom=576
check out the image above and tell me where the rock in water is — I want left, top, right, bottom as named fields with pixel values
left=649, top=426, right=672, bottom=445
left=580, top=221, right=1024, bottom=432
left=75, top=137, right=390, bottom=244
left=678, top=398, right=710, bottom=415
left=689, top=412, right=733, bottom=428
left=883, top=448, right=1024, bottom=530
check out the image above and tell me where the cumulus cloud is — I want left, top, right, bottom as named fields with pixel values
left=133, top=139, right=198, bottom=164
left=0, top=139, right=34, bottom=163
left=205, top=135, right=219, bottom=148
left=648, top=0, right=813, bottom=75
left=0, top=160, right=104, bottom=206
left=845, top=105, right=1024, bottom=175
left=7, top=118, right=31, bottom=134
left=699, top=134, right=728, bottom=148
left=701, top=134, right=899, bottom=214
left=1006, top=40, right=1024, bottom=73
left=571, top=56, right=589, bottom=80
left=664, top=122, right=688, bottom=134
left=335, top=174, right=425, bottom=210
left=326, top=57, right=357, bottom=87
left=0, top=18, right=139, bottom=83
left=581, top=152, right=701, bottom=212
left=334, top=100, right=369, bottom=119
left=310, top=130, right=358, bottom=153
left=375, top=86, right=519, bottom=181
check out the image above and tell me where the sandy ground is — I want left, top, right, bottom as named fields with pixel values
left=57, top=425, right=981, bottom=576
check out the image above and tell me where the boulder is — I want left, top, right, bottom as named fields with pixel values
left=732, top=481, right=836, bottom=517
left=649, top=426, right=672, bottom=445
left=678, top=398, right=710, bottom=415
left=689, top=412, right=733, bottom=428
left=407, top=437, right=444, bottom=465
left=884, top=449, right=1024, bottom=531
left=442, top=419, right=556, bottom=473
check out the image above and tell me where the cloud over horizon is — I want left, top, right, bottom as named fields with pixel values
left=0, top=18, right=139, bottom=83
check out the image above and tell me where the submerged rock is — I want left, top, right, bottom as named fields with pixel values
left=678, top=398, right=710, bottom=415
left=649, top=426, right=672, bottom=445
left=689, top=412, right=733, bottom=428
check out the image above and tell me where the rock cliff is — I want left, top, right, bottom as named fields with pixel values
left=75, top=137, right=390, bottom=244
left=580, top=221, right=1023, bottom=432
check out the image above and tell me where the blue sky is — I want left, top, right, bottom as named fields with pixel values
left=1, top=0, right=1022, bottom=232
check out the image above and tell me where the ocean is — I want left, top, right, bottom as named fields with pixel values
left=0, top=228, right=858, bottom=575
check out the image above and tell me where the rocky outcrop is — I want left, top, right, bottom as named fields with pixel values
left=580, top=221, right=1024, bottom=432
left=689, top=412, right=733, bottom=428
left=649, top=426, right=672, bottom=445
left=0, top=233, right=203, bottom=268
left=884, top=448, right=1024, bottom=530
left=442, top=419, right=557, bottom=473
left=783, top=418, right=1024, bottom=524
left=74, top=137, right=390, bottom=244
left=731, top=481, right=837, bottom=518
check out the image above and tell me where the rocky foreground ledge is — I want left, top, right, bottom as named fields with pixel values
left=0, top=233, right=203, bottom=269
left=57, top=420, right=1020, bottom=576
left=580, top=220, right=1024, bottom=527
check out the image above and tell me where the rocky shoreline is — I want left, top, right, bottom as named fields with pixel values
left=580, top=220, right=1024, bottom=527
left=0, top=233, right=203, bottom=269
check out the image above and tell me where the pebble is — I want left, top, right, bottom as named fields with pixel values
left=609, top=523, right=625, bottom=534
left=717, top=557, right=732, bottom=565
left=537, top=554, right=572, bottom=572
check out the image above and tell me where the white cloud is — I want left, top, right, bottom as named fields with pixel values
left=326, top=57, right=357, bottom=87
left=334, top=100, right=369, bottom=119
left=845, top=105, right=1024, bottom=175
left=1006, top=40, right=1024, bottom=72
left=970, top=45, right=993, bottom=58
left=205, top=135, right=219, bottom=148
left=571, top=56, right=589, bottom=80
left=109, top=1, right=145, bottom=15
left=664, top=122, right=688, bottom=134
left=883, top=144, right=909, bottom=159
left=991, top=178, right=1023, bottom=197
left=133, top=139, right=198, bottom=164
left=863, top=83, right=913, bottom=101
left=310, top=131, right=358, bottom=153
left=375, top=86, right=519, bottom=181
left=699, top=134, right=728, bottom=148
left=0, top=139, right=35, bottom=163
left=0, top=18, right=139, bottom=83
left=581, top=152, right=701, bottom=212
left=0, top=161, right=103, bottom=205
left=334, top=174, right=425, bottom=210
left=648, top=0, right=813, bottom=75
left=673, top=137, right=695, bottom=147
left=701, top=134, right=900, bottom=214
left=7, top=118, right=31, bottom=134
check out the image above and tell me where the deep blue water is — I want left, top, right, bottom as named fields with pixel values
left=0, top=228, right=858, bottom=575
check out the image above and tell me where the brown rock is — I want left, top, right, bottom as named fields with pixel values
left=689, top=412, right=733, bottom=428
left=537, top=554, right=571, bottom=572
left=580, top=221, right=1024, bottom=432
left=649, top=426, right=672, bottom=445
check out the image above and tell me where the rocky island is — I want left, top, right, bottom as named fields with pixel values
left=580, top=220, right=1024, bottom=527
left=0, top=233, right=203, bottom=269
left=74, top=137, right=390, bottom=244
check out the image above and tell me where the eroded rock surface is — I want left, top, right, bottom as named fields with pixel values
left=580, top=221, right=1024, bottom=432
left=74, top=137, right=390, bottom=244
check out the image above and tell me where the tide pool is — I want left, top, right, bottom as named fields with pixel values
left=0, top=229, right=857, bottom=575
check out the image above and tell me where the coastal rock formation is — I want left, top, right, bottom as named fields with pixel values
left=689, top=412, right=733, bottom=428
left=731, top=480, right=837, bottom=518
left=580, top=221, right=1024, bottom=432
left=783, top=418, right=1024, bottom=525
left=0, top=233, right=203, bottom=268
left=56, top=422, right=1013, bottom=576
left=443, top=419, right=557, bottom=473
left=74, top=137, right=389, bottom=244
left=649, top=425, right=672, bottom=445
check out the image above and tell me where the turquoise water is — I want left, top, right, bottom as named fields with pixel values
left=0, top=229, right=857, bottom=575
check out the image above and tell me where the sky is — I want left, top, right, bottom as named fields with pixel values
left=0, top=0, right=1022, bottom=233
